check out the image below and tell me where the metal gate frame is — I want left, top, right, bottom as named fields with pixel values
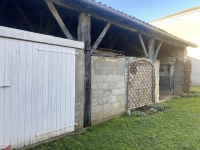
left=127, top=58, right=154, bottom=109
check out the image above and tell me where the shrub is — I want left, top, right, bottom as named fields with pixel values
left=147, top=103, right=168, bottom=111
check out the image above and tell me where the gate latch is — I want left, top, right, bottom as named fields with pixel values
left=0, top=86, right=11, bottom=88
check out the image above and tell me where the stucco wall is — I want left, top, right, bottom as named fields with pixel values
left=75, top=48, right=85, bottom=129
left=91, top=56, right=126, bottom=123
left=189, top=56, right=200, bottom=85
left=150, top=10, right=200, bottom=60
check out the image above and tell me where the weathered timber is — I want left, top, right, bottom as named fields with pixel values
left=44, top=0, right=73, bottom=40
left=108, top=38, right=118, bottom=49
left=12, top=0, right=34, bottom=32
left=154, top=41, right=163, bottom=61
left=49, top=0, right=189, bottom=48
left=78, top=13, right=92, bottom=127
left=92, top=48, right=124, bottom=57
left=0, top=0, right=8, bottom=14
left=148, top=38, right=155, bottom=61
left=138, top=34, right=148, bottom=58
left=91, top=22, right=111, bottom=54
left=124, top=41, right=144, bottom=55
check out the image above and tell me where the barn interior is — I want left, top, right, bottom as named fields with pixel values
left=0, top=0, right=193, bottom=57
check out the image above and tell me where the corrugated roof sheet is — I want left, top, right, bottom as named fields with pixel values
left=85, top=0, right=198, bottom=47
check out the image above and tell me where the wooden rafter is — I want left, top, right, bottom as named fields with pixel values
left=49, top=0, right=188, bottom=48
left=91, top=22, right=111, bottom=54
left=44, top=0, right=73, bottom=40
left=108, top=38, right=118, bottom=49
left=12, top=0, right=34, bottom=32
left=138, top=34, right=148, bottom=58
left=154, top=41, right=163, bottom=61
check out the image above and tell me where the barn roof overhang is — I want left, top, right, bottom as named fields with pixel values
left=51, top=0, right=197, bottom=48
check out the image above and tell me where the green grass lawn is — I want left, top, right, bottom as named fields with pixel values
left=28, top=96, right=200, bottom=150
left=190, top=85, right=200, bottom=93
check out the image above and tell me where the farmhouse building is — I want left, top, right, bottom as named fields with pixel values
left=0, top=0, right=197, bottom=149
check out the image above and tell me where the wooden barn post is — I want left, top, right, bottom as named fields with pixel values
left=78, top=12, right=92, bottom=127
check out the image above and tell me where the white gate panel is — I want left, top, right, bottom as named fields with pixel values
left=0, top=37, right=76, bottom=149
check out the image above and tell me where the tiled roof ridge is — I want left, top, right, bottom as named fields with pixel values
left=150, top=6, right=200, bottom=23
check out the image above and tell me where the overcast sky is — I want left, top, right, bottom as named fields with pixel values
left=99, top=0, right=200, bottom=22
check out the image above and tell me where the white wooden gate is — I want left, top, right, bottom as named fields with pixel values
left=0, top=26, right=83, bottom=149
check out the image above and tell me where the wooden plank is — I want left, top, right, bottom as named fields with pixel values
left=154, top=41, right=163, bottom=61
left=0, top=26, right=84, bottom=49
left=17, top=40, right=27, bottom=148
left=65, top=47, right=71, bottom=133
left=61, top=46, right=67, bottom=135
left=78, top=12, right=92, bottom=127
left=0, top=38, right=5, bottom=149
left=51, top=45, right=58, bottom=138
left=10, top=39, right=20, bottom=148
left=36, top=43, right=44, bottom=142
left=3, top=39, right=13, bottom=148
left=44, top=0, right=73, bottom=40
left=47, top=45, right=53, bottom=138
left=91, top=22, right=111, bottom=54
left=56, top=45, right=62, bottom=136
left=138, top=34, right=148, bottom=58
left=31, top=42, right=39, bottom=144
left=12, top=0, right=34, bottom=32
left=42, top=44, right=50, bottom=141
left=24, top=41, right=33, bottom=146
left=70, top=48, right=76, bottom=130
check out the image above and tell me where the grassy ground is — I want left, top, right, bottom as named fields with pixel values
left=190, top=85, right=200, bottom=93
left=27, top=96, right=200, bottom=150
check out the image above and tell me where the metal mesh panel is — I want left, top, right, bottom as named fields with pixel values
left=128, top=60, right=153, bottom=109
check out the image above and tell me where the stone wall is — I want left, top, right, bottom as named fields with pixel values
left=157, top=48, right=187, bottom=97
left=75, top=48, right=85, bottom=129
left=91, top=56, right=126, bottom=123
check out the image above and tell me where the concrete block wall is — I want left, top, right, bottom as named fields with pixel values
left=75, top=48, right=85, bottom=128
left=91, top=56, right=126, bottom=123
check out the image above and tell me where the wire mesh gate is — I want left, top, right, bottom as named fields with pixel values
left=128, top=59, right=153, bottom=109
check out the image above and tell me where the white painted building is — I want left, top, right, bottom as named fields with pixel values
left=150, top=6, right=200, bottom=85
left=150, top=6, right=200, bottom=60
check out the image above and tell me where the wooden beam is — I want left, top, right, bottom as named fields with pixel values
left=49, top=0, right=188, bottom=48
left=78, top=13, right=92, bottom=128
left=12, top=0, right=34, bottom=32
left=148, top=38, right=155, bottom=61
left=0, top=0, right=8, bottom=14
left=44, top=0, right=73, bottom=40
left=108, top=38, right=118, bottom=49
left=138, top=34, right=148, bottom=58
left=122, top=40, right=144, bottom=55
left=154, top=41, right=163, bottom=61
left=91, top=22, right=111, bottom=54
